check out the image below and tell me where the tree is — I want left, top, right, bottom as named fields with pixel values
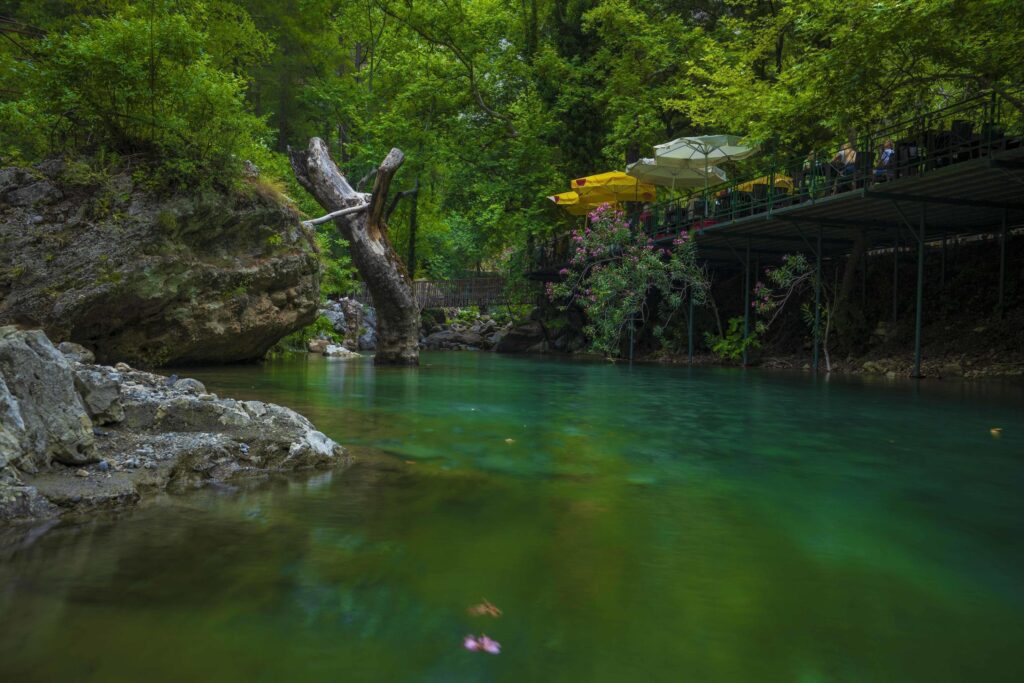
left=290, top=138, right=419, bottom=365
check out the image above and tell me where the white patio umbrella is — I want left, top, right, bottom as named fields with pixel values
left=654, top=135, right=757, bottom=215
left=625, top=157, right=726, bottom=191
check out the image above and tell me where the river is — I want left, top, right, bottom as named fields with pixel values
left=2, top=352, right=1023, bottom=681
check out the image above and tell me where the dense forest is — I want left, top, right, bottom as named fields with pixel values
left=3, top=0, right=1022, bottom=287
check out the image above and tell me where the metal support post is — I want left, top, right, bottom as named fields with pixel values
left=892, top=227, right=899, bottom=323
left=687, top=291, right=695, bottom=364
left=742, top=241, right=751, bottom=366
left=998, top=210, right=1007, bottom=315
left=940, top=234, right=946, bottom=289
left=861, top=251, right=867, bottom=309
left=912, top=205, right=926, bottom=378
left=813, top=227, right=822, bottom=373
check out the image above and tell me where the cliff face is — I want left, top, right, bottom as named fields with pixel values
left=0, top=160, right=320, bottom=366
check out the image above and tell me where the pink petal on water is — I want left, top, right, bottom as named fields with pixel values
left=463, top=635, right=481, bottom=651
left=479, top=635, right=502, bottom=655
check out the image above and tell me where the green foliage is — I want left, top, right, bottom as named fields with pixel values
left=4, top=0, right=1023, bottom=319
left=271, top=314, right=341, bottom=354
left=315, top=232, right=360, bottom=301
left=446, top=306, right=481, bottom=327
left=548, top=204, right=709, bottom=358
left=1, top=1, right=270, bottom=190
left=704, top=317, right=764, bottom=362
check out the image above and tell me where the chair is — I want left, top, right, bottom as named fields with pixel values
left=951, top=120, right=974, bottom=162
left=751, top=183, right=768, bottom=212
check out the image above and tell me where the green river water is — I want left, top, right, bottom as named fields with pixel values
left=2, top=352, right=1023, bottom=682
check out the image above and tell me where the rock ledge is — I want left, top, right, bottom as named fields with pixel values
left=0, top=327, right=348, bottom=522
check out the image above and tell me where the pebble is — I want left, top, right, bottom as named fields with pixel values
left=98, top=460, right=110, bottom=472
left=74, top=469, right=89, bottom=477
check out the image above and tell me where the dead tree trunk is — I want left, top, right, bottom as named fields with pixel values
left=290, top=138, right=419, bottom=365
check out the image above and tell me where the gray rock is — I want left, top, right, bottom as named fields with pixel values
left=323, top=344, right=360, bottom=358
left=173, top=377, right=206, bottom=394
left=358, top=304, right=378, bottom=350
left=0, top=163, right=320, bottom=366
left=307, top=338, right=329, bottom=354
left=6, top=180, right=62, bottom=207
left=495, top=321, right=546, bottom=354
left=58, top=341, right=96, bottom=364
left=0, top=327, right=97, bottom=469
left=421, top=329, right=483, bottom=350
left=320, top=305, right=347, bottom=334
left=940, top=362, right=964, bottom=378
left=73, top=368, right=125, bottom=425
left=0, top=167, right=28, bottom=194
left=0, top=328, right=349, bottom=522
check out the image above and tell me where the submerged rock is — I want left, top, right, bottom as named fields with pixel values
left=0, top=328, right=348, bottom=522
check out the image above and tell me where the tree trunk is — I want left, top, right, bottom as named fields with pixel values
left=290, top=138, right=419, bottom=365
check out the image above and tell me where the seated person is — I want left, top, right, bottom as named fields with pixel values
left=874, top=139, right=895, bottom=180
left=832, top=142, right=857, bottom=176
left=638, top=203, right=654, bottom=232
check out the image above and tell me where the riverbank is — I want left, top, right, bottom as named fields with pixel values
left=0, top=327, right=349, bottom=523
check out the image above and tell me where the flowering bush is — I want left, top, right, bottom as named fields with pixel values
left=547, top=203, right=709, bottom=357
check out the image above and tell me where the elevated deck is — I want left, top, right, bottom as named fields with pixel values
left=690, top=146, right=1024, bottom=262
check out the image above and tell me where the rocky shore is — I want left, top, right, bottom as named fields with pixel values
left=0, top=327, right=348, bottom=522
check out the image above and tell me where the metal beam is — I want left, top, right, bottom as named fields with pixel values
left=794, top=224, right=819, bottom=258
left=776, top=213, right=903, bottom=231
left=912, top=204, right=926, bottom=378
left=867, top=190, right=1024, bottom=211
left=892, top=226, right=899, bottom=324
left=890, top=200, right=920, bottom=243
left=992, top=158, right=1024, bottom=170
left=702, top=232, right=852, bottom=248
left=998, top=209, right=1008, bottom=315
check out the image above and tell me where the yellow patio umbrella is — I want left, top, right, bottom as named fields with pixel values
left=732, top=174, right=795, bottom=193
left=570, top=171, right=657, bottom=203
left=547, top=191, right=617, bottom=216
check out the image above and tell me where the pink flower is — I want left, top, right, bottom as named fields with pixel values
left=479, top=635, right=501, bottom=655
left=463, top=635, right=481, bottom=652
left=558, top=268, right=569, bottom=276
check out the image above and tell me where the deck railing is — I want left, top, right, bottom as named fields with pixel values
left=629, top=89, right=1024, bottom=241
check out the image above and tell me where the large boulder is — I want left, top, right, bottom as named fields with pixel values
left=495, top=320, right=547, bottom=354
left=421, top=329, right=484, bottom=350
left=0, top=328, right=349, bottom=521
left=0, top=160, right=320, bottom=366
left=0, top=326, right=96, bottom=470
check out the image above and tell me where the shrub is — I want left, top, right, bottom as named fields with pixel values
left=0, top=6, right=269, bottom=191
left=547, top=204, right=709, bottom=358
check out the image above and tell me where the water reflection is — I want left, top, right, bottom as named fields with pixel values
left=1, top=353, right=1023, bottom=682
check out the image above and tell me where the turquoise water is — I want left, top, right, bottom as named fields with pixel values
left=2, top=353, right=1023, bottom=681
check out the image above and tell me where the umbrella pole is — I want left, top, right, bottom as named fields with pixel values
left=703, top=156, right=709, bottom=219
